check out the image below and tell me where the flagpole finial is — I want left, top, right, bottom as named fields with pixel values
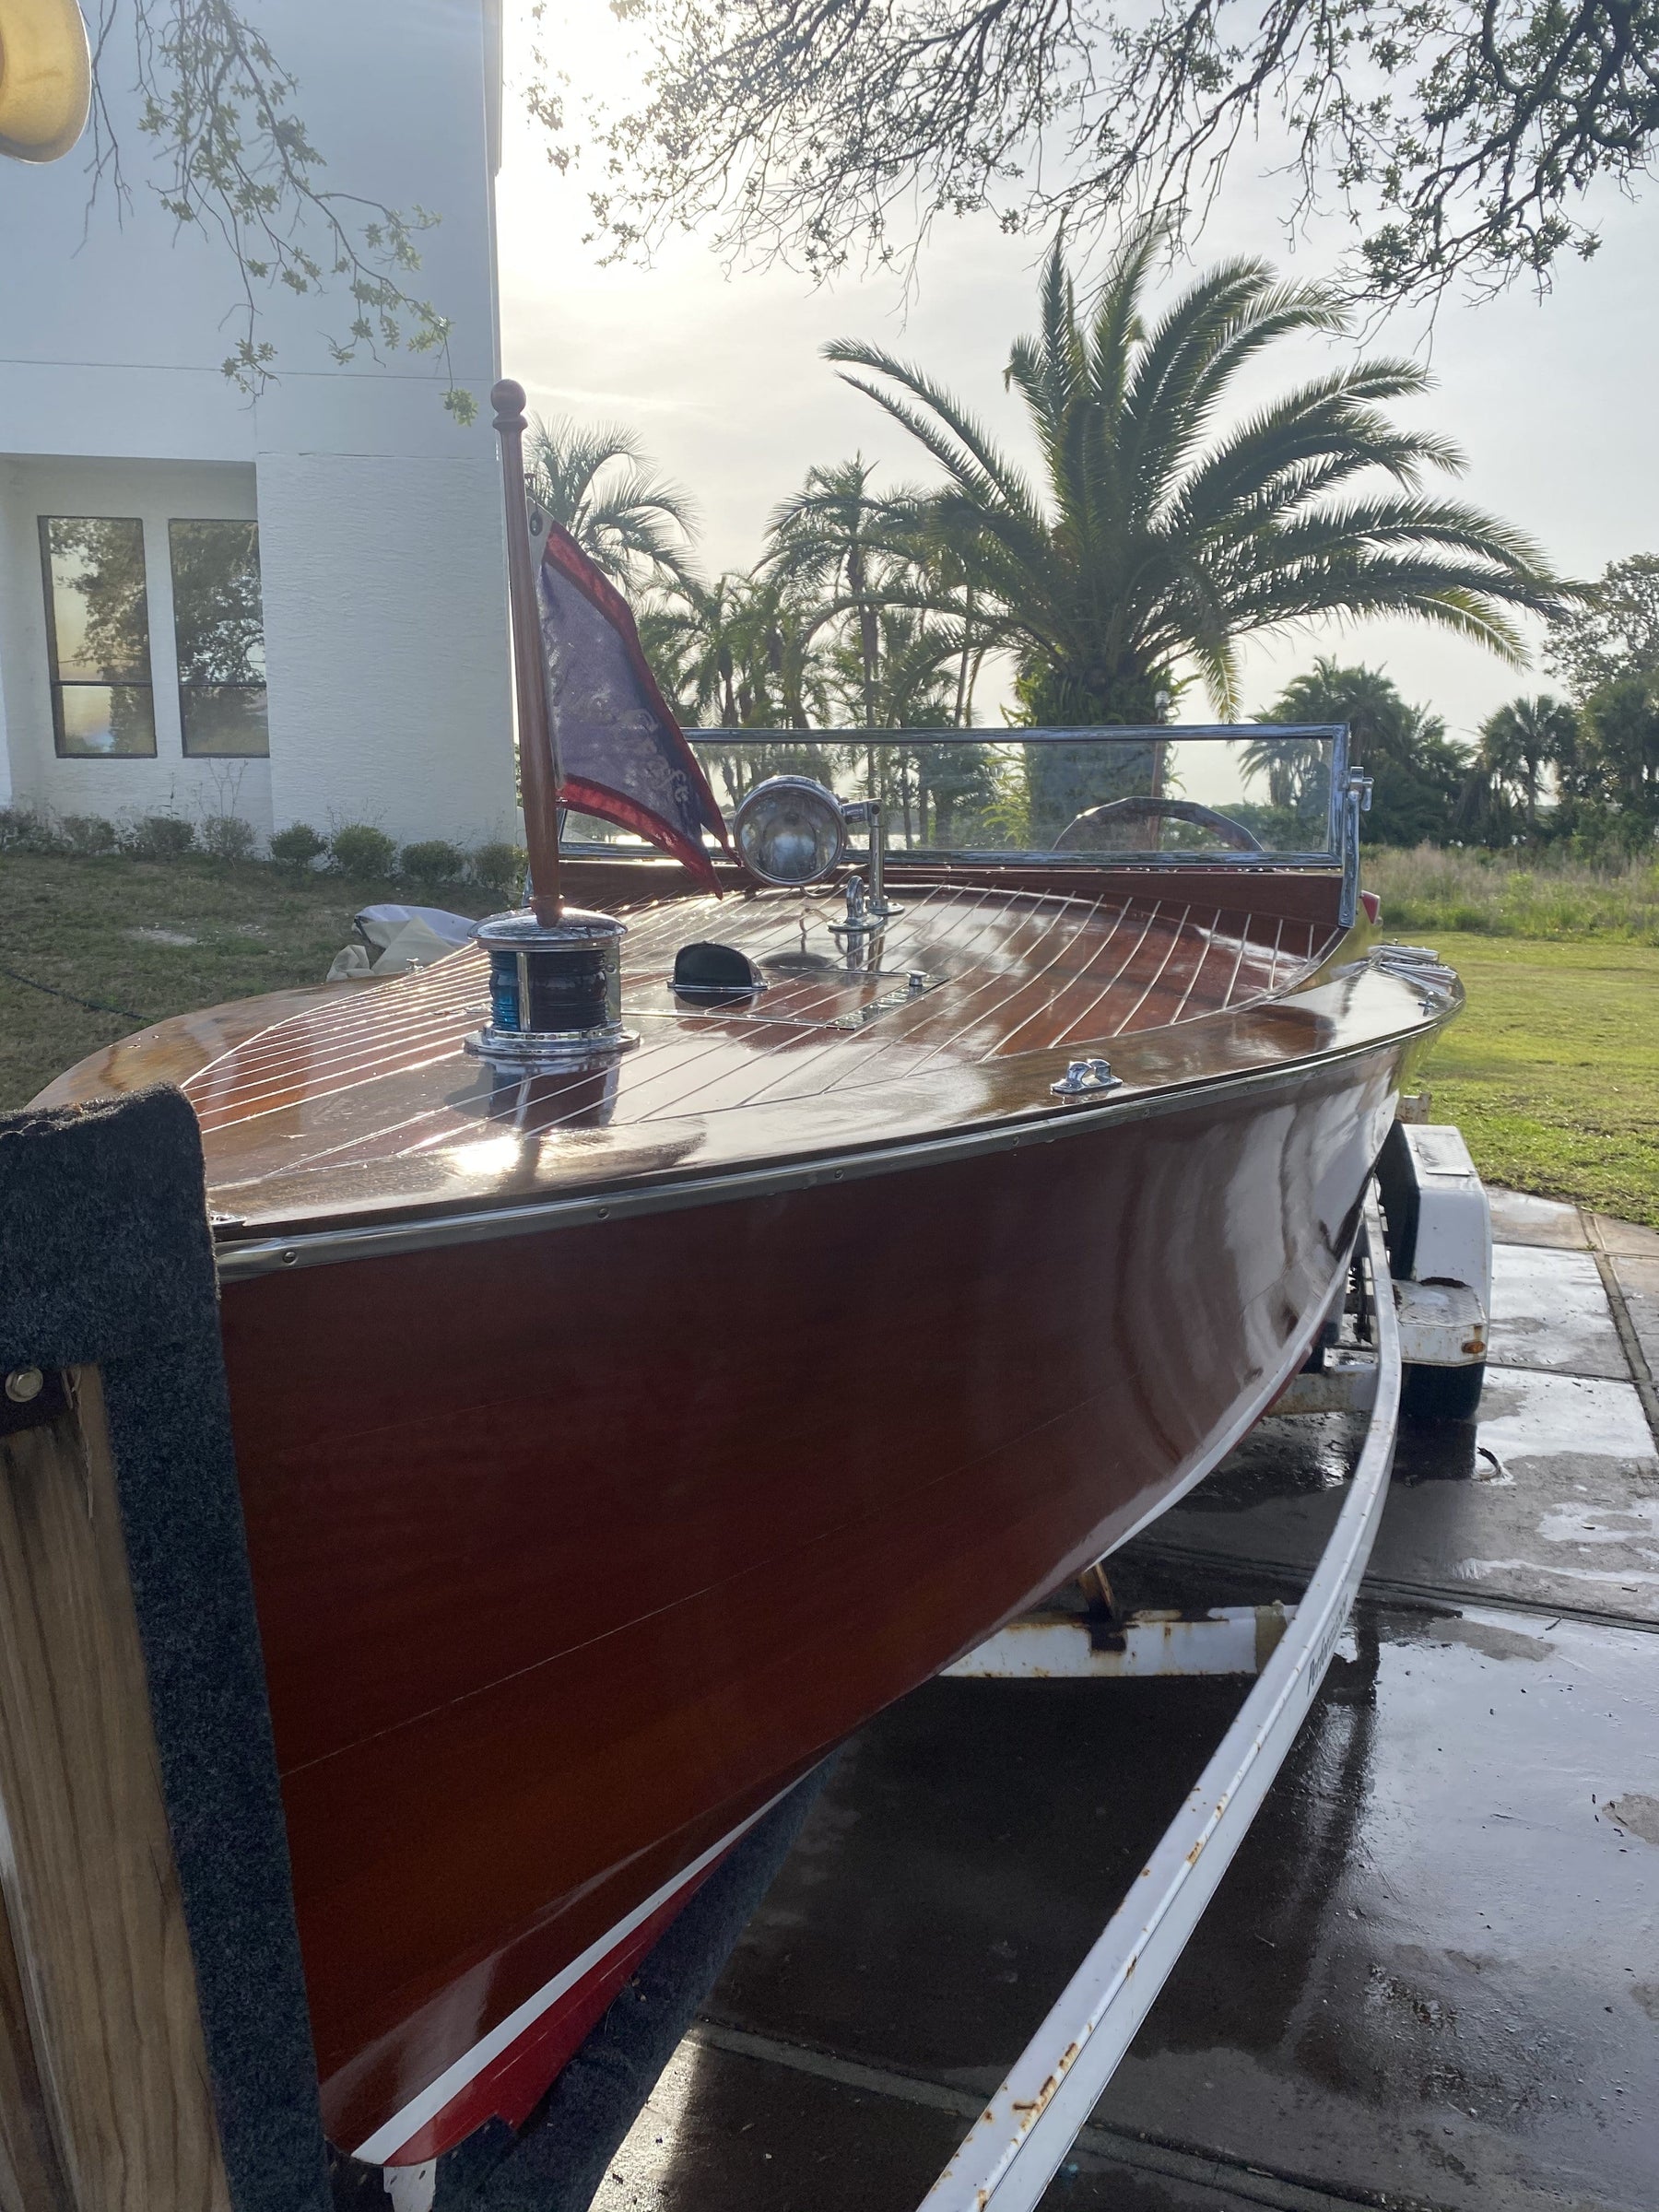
left=491, top=379, right=528, bottom=432
left=493, top=372, right=563, bottom=924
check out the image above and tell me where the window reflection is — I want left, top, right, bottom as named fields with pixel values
left=170, top=520, right=269, bottom=757
left=39, top=517, right=158, bottom=758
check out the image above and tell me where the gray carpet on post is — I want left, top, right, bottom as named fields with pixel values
left=0, top=1089, right=331, bottom=2212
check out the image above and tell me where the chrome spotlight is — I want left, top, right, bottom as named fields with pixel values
left=732, top=776, right=847, bottom=887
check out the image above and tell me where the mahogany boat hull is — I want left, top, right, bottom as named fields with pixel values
left=34, top=856, right=1448, bottom=2166
left=219, top=1029, right=1406, bottom=2160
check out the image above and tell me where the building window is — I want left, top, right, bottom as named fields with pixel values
left=39, top=517, right=158, bottom=758
left=170, top=520, right=269, bottom=757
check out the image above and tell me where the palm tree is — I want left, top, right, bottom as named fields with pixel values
left=647, top=573, right=832, bottom=742
left=1265, top=659, right=1467, bottom=846
left=1472, top=694, right=1577, bottom=831
left=762, top=458, right=920, bottom=729
left=818, top=604, right=960, bottom=728
left=826, top=227, right=1571, bottom=836
left=1266, top=663, right=1421, bottom=764
left=826, top=606, right=970, bottom=840
left=641, top=575, right=746, bottom=725
left=1241, top=729, right=1329, bottom=816
left=524, top=416, right=698, bottom=592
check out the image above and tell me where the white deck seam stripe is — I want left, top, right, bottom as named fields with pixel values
left=848, top=888, right=1089, bottom=1082
left=1040, top=902, right=1164, bottom=1053
left=1102, top=903, right=1194, bottom=1037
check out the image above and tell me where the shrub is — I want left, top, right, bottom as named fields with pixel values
left=399, top=838, right=467, bottom=893
left=469, top=840, right=528, bottom=901
left=0, top=806, right=65, bottom=853
left=268, top=822, right=328, bottom=873
left=124, top=813, right=197, bottom=860
left=329, top=823, right=398, bottom=878
left=57, top=813, right=120, bottom=854
left=200, top=813, right=258, bottom=863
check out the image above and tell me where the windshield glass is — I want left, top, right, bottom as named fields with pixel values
left=559, top=725, right=1344, bottom=865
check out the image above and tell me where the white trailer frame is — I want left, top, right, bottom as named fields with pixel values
left=917, top=1192, right=1403, bottom=2212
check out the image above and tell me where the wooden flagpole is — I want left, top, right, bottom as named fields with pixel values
left=492, top=378, right=563, bottom=924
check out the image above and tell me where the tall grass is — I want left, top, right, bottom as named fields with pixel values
left=1365, top=844, right=1659, bottom=943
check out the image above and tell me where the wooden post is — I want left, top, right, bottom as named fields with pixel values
left=0, top=1897, right=68, bottom=2212
left=0, top=1370, right=232, bottom=2211
left=493, top=376, right=564, bottom=924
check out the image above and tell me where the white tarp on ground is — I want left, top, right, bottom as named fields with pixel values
left=326, top=905, right=476, bottom=981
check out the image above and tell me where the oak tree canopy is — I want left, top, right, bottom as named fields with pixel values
left=547, top=0, right=1659, bottom=300
left=88, top=0, right=1659, bottom=406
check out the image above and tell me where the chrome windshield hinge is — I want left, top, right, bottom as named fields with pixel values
left=1339, top=763, right=1373, bottom=929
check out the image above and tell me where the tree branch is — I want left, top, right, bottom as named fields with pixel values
left=87, top=0, right=474, bottom=418
left=552, top=0, right=1659, bottom=302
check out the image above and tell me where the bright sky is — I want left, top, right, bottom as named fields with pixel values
left=496, top=3, right=1659, bottom=747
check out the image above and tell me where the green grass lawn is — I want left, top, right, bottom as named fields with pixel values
left=1, top=853, right=496, bottom=1111
left=1418, top=932, right=1659, bottom=1228
left=5, top=856, right=1655, bottom=1226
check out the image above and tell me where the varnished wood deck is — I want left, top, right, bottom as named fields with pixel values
left=36, top=876, right=1377, bottom=1237
left=20, top=865, right=1455, bottom=2164
left=193, top=885, right=1330, bottom=1120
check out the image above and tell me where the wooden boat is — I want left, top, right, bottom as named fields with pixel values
left=35, top=719, right=1459, bottom=2174
left=29, top=392, right=1462, bottom=2186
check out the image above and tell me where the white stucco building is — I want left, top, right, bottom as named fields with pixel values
left=0, top=0, right=517, bottom=851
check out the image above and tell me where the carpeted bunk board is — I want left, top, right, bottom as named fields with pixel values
left=0, top=1088, right=330, bottom=2212
left=0, top=1088, right=830, bottom=2212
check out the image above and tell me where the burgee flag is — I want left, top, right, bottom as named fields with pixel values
left=529, top=512, right=728, bottom=890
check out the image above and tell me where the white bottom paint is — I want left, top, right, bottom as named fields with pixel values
left=358, top=1786, right=794, bottom=2166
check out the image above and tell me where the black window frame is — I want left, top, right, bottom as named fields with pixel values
left=168, top=516, right=270, bottom=760
left=38, top=514, right=159, bottom=761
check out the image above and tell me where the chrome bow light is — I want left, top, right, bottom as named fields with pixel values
left=733, top=775, right=908, bottom=974
left=466, top=908, right=639, bottom=1065
left=1370, top=940, right=1460, bottom=1016
left=732, top=776, right=847, bottom=887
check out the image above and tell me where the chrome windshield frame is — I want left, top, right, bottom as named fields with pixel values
left=559, top=723, right=1361, bottom=899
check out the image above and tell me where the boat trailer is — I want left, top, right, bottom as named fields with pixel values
left=915, top=1124, right=1490, bottom=2212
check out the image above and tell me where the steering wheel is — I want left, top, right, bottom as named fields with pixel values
left=1053, top=795, right=1264, bottom=853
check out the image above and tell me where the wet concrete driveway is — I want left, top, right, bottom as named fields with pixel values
left=602, top=1194, right=1659, bottom=2211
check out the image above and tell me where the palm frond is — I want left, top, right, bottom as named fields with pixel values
left=1165, top=386, right=1462, bottom=544
left=1085, top=218, right=1167, bottom=434
left=524, top=413, right=699, bottom=590
left=1240, top=494, right=1559, bottom=586
left=825, top=341, right=1043, bottom=521
left=825, top=232, right=1568, bottom=725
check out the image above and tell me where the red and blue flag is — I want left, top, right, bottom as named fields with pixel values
left=529, top=514, right=728, bottom=890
